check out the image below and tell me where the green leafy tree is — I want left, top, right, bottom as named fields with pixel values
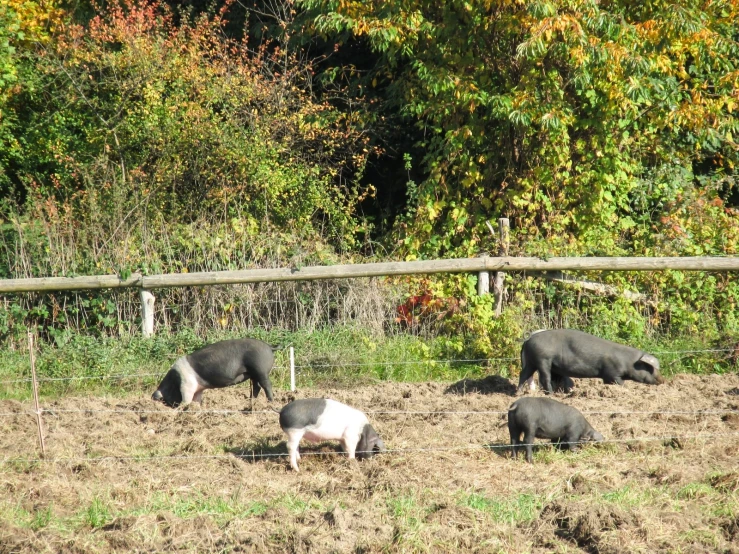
left=2, top=0, right=376, bottom=275
left=298, top=0, right=739, bottom=257
left=294, top=0, right=739, bottom=353
left=1, top=0, right=64, bottom=192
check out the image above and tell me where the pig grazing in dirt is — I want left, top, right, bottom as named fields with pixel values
left=508, top=397, right=603, bottom=463
left=279, top=398, right=385, bottom=472
left=518, top=329, right=663, bottom=394
left=151, top=338, right=277, bottom=408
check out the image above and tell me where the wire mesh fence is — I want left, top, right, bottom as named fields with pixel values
left=3, top=431, right=738, bottom=465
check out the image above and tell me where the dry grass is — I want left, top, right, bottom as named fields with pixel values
left=1, top=373, right=739, bottom=553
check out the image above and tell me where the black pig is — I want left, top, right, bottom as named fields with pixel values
left=508, top=397, right=603, bottom=463
left=518, top=329, right=662, bottom=394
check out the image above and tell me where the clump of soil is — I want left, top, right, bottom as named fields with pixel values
left=541, top=501, right=636, bottom=552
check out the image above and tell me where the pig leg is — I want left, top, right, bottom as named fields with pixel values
left=565, top=432, right=581, bottom=453
left=177, top=364, right=200, bottom=409
left=343, top=439, right=355, bottom=460
left=193, top=389, right=204, bottom=404
left=342, top=431, right=362, bottom=460
left=249, top=380, right=260, bottom=411
left=256, top=375, right=274, bottom=402
left=521, top=359, right=553, bottom=394
left=523, top=430, right=535, bottom=463
left=537, top=368, right=554, bottom=395
left=284, top=429, right=304, bottom=472
left=517, top=366, right=536, bottom=392
left=601, top=374, right=624, bottom=386
left=508, top=422, right=521, bottom=459
left=250, top=376, right=274, bottom=402
left=517, top=353, right=537, bottom=392
left=601, top=361, right=625, bottom=385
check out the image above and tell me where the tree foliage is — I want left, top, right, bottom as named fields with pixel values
left=1, top=0, right=738, bottom=351
left=298, top=0, right=739, bottom=258
left=2, top=0, right=376, bottom=271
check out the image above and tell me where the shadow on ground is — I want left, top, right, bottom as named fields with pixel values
left=226, top=439, right=345, bottom=465
left=486, top=440, right=581, bottom=461
left=445, top=375, right=517, bottom=396
left=485, top=441, right=514, bottom=459
left=226, top=438, right=287, bottom=464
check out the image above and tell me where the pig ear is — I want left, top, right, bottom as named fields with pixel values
left=637, top=353, right=660, bottom=372
left=356, top=428, right=369, bottom=459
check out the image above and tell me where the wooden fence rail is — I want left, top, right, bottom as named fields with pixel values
left=1, top=256, right=739, bottom=294
left=3, top=255, right=738, bottom=336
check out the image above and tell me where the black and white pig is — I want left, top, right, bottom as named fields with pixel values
left=518, top=329, right=663, bottom=394
left=279, top=398, right=385, bottom=472
left=508, top=397, right=603, bottom=463
left=151, top=338, right=276, bottom=408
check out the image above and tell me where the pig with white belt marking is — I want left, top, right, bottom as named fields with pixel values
left=279, top=398, right=385, bottom=472
left=508, top=397, right=603, bottom=463
left=151, top=338, right=276, bottom=408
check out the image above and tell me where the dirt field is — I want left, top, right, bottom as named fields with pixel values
left=2, top=373, right=739, bottom=553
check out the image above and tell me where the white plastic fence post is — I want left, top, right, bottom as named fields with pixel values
left=477, top=269, right=490, bottom=296
left=139, top=289, right=155, bottom=337
left=289, top=347, right=296, bottom=391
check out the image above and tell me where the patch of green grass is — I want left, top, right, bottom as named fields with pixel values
left=601, top=485, right=662, bottom=508
left=461, top=492, right=541, bottom=524
left=387, top=492, right=428, bottom=549
left=708, top=498, right=739, bottom=519
left=30, top=505, right=53, bottom=530
left=640, top=336, right=733, bottom=377
left=273, top=493, right=325, bottom=515
left=0, top=326, right=495, bottom=401
left=131, top=490, right=268, bottom=525
left=0, top=501, right=58, bottom=531
left=678, top=528, right=721, bottom=548
left=677, top=482, right=716, bottom=500
left=388, top=494, right=423, bottom=524
left=81, top=497, right=113, bottom=529
left=533, top=442, right=605, bottom=464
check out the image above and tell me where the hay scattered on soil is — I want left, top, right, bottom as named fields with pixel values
left=2, top=373, right=739, bottom=552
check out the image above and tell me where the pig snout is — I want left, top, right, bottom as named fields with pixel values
left=589, top=430, right=604, bottom=443
left=152, top=390, right=163, bottom=401
left=375, top=438, right=386, bottom=453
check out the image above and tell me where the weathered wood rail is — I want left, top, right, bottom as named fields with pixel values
left=3, top=254, right=737, bottom=336
left=1, top=256, right=738, bottom=293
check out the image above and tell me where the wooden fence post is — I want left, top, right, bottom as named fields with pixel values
left=28, top=332, right=46, bottom=458
left=493, top=218, right=510, bottom=317
left=140, top=289, right=155, bottom=337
